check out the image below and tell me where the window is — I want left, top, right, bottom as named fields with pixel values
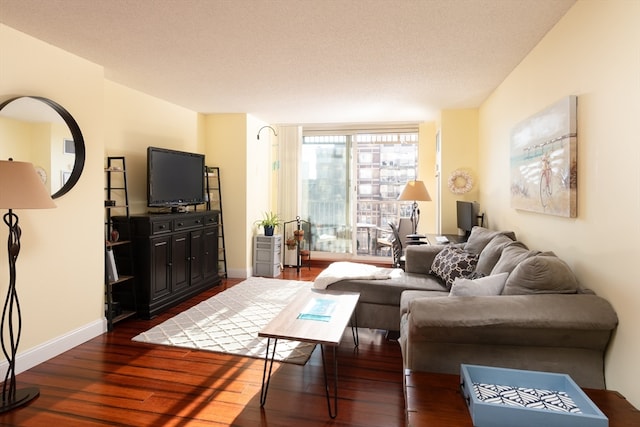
left=301, top=135, right=350, bottom=253
left=301, top=130, right=418, bottom=258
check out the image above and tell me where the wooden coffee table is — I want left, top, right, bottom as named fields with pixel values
left=258, top=288, right=360, bottom=418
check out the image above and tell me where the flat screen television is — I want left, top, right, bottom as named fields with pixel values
left=147, top=146, right=205, bottom=210
left=456, top=201, right=478, bottom=240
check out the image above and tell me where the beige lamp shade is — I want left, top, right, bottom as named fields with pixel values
left=398, top=180, right=431, bottom=202
left=0, top=160, right=56, bottom=209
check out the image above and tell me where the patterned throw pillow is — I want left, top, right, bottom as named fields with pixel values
left=430, top=246, right=479, bottom=289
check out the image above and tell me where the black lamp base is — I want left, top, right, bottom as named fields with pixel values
left=0, top=387, right=40, bottom=413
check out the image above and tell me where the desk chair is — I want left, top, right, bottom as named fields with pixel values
left=375, top=226, right=393, bottom=255
left=398, top=218, right=414, bottom=244
left=389, top=222, right=406, bottom=269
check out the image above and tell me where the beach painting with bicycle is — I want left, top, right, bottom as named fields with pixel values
left=510, top=96, right=577, bottom=218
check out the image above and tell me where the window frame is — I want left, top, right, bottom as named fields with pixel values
left=301, top=125, right=419, bottom=259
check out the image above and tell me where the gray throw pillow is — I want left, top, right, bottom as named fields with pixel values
left=490, top=241, right=538, bottom=276
left=475, top=234, right=514, bottom=276
left=449, top=272, right=509, bottom=296
left=502, top=254, right=579, bottom=295
left=429, top=246, right=479, bottom=290
left=464, top=226, right=517, bottom=255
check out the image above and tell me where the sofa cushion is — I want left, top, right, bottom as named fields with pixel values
left=502, top=254, right=579, bottom=295
left=475, top=234, right=514, bottom=276
left=429, top=246, right=478, bottom=289
left=464, top=226, right=516, bottom=255
left=404, top=245, right=447, bottom=275
left=400, top=289, right=449, bottom=316
left=490, top=242, right=538, bottom=276
left=327, top=271, right=446, bottom=306
left=449, top=272, right=509, bottom=297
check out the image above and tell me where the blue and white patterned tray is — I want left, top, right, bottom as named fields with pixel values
left=473, top=382, right=582, bottom=413
left=460, top=364, right=608, bottom=427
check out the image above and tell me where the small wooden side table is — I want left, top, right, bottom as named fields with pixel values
left=404, top=370, right=640, bottom=427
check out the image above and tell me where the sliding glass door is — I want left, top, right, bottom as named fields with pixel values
left=301, top=130, right=418, bottom=259
left=301, top=135, right=352, bottom=253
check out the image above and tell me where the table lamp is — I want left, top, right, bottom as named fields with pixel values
left=397, top=180, right=431, bottom=235
left=0, top=159, right=56, bottom=412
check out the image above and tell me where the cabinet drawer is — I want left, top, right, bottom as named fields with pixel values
left=152, top=220, right=172, bottom=234
left=174, top=216, right=204, bottom=230
left=255, top=248, right=281, bottom=263
left=203, top=213, right=218, bottom=226
left=254, top=262, right=280, bottom=278
left=255, top=235, right=282, bottom=249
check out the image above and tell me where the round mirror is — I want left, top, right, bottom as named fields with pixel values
left=0, top=96, right=86, bottom=198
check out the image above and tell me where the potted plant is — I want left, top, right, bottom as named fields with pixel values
left=255, top=211, right=281, bottom=236
left=293, top=229, right=305, bottom=241
left=285, top=236, right=297, bottom=250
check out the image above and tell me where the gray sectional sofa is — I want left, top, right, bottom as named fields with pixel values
left=325, top=226, right=618, bottom=389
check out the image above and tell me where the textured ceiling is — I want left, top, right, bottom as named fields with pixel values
left=0, top=0, right=575, bottom=124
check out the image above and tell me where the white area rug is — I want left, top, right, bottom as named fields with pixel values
left=132, top=277, right=316, bottom=364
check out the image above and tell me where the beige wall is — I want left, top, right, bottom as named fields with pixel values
left=478, top=1, right=640, bottom=407
left=247, top=115, right=273, bottom=242
left=203, top=114, right=247, bottom=277
left=105, top=86, right=270, bottom=278
left=0, top=25, right=271, bottom=375
left=103, top=87, right=275, bottom=278
left=440, top=109, right=479, bottom=234
left=104, top=80, right=201, bottom=214
left=0, top=118, right=73, bottom=195
left=0, top=25, right=105, bottom=359
left=203, top=113, right=270, bottom=278
left=417, top=122, right=437, bottom=234
left=0, top=116, right=38, bottom=170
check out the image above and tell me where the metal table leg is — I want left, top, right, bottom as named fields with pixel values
left=260, top=337, right=278, bottom=407
left=320, top=345, right=339, bottom=418
left=351, top=308, right=359, bottom=347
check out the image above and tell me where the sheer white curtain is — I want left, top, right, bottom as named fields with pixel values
left=277, top=125, right=302, bottom=225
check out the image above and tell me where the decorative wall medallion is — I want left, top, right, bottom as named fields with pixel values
left=448, top=169, right=473, bottom=194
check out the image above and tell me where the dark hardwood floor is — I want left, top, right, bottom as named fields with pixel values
left=0, top=267, right=406, bottom=426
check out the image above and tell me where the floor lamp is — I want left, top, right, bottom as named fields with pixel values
left=0, top=159, right=56, bottom=413
left=397, top=180, right=431, bottom=235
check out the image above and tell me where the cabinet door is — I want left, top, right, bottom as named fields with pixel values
left=189, top=229, right=204, bottom=285
left=172, top=232, right=190, bottom=292
left=203, top=226, right=218, bottom=281
left=149, top=236, right=172, bottom=301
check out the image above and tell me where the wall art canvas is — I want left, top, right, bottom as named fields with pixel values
left=510, top=96, right=577, bottom=217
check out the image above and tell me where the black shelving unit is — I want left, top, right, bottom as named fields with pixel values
left=104, top=156, right=137, bottom=331
left=206, top=166, right=227, bottom=278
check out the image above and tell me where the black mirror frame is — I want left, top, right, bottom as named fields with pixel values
left=0, top=96, right=86, bottom=199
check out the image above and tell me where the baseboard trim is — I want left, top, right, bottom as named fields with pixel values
left=0, top=318, right=107, bottom=376
left=227, top=268, right=250, bottom=279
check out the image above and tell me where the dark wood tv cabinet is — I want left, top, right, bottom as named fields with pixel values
left=112, top=211, right=222, bottom=319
